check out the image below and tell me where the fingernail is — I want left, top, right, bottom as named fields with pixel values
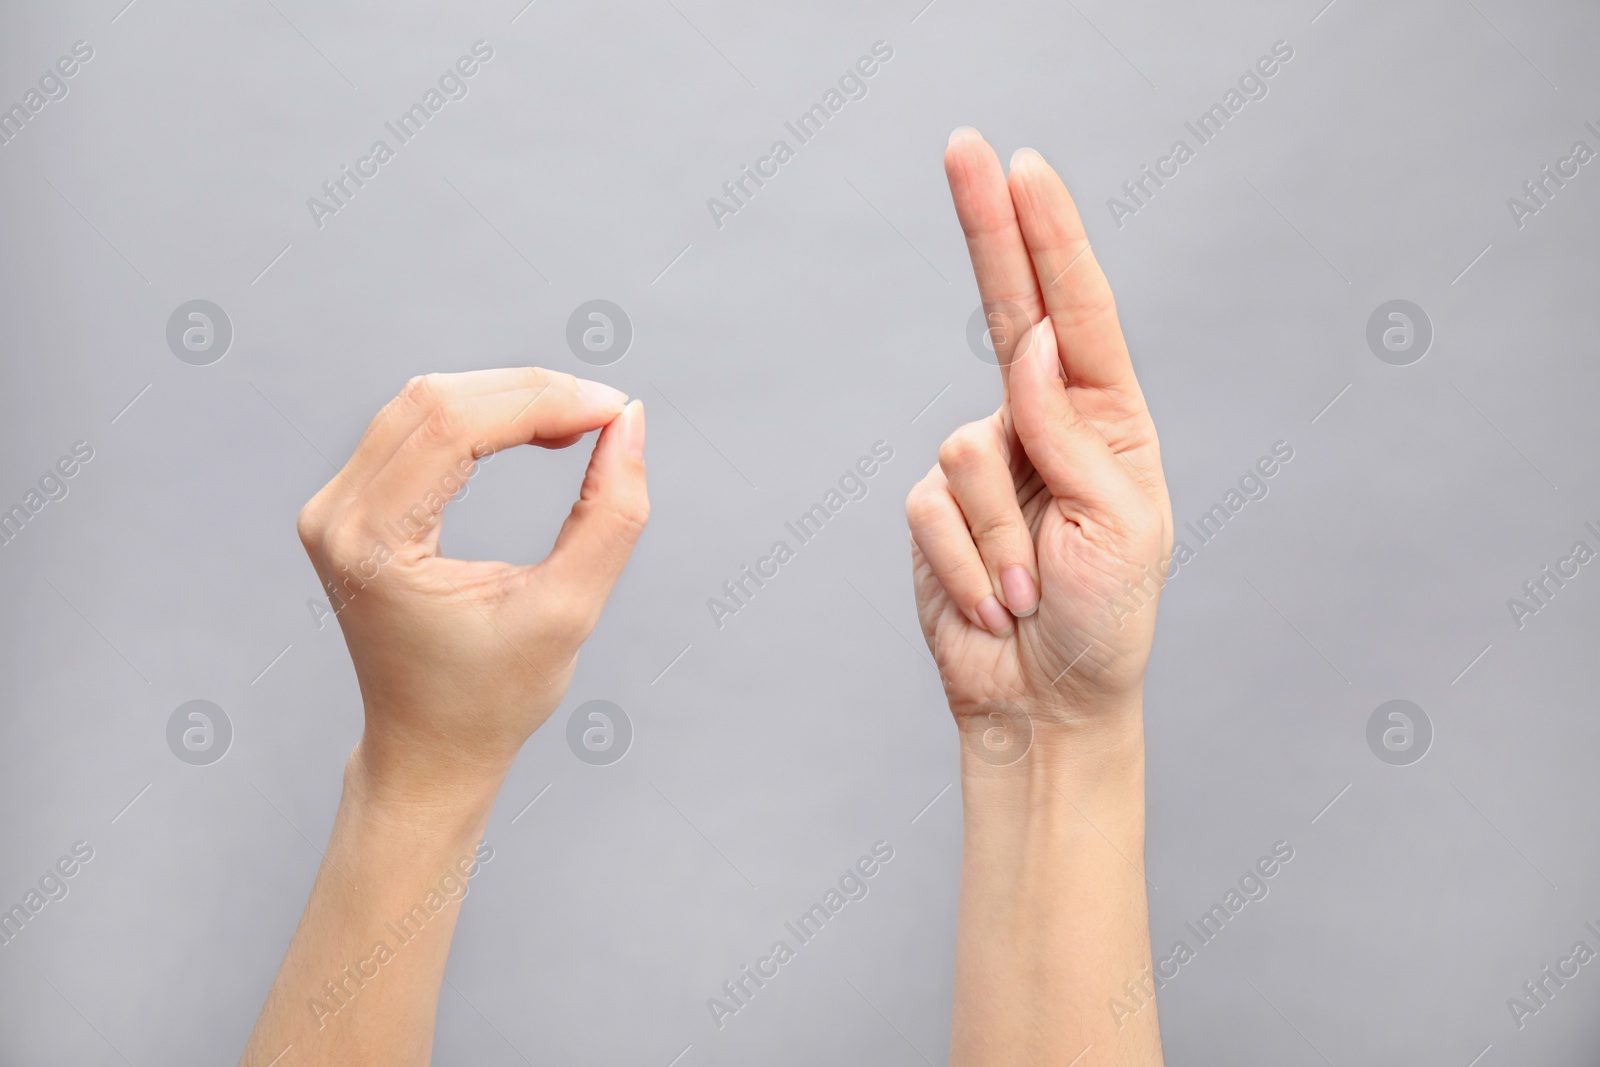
left=976, top=595, right=1013, bottom=637
left=621, top=399, right=645, bottom=460
left=948, top=125, right=980, bottom=145
left=578, top=378, right=628, bottom=410
left=1009, top=147, right=1041, bottom=170
left=1000, top=566, right=1038, bottom=616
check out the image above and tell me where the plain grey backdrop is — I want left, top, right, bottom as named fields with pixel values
left=2, top=0, right=1598, bottom=1063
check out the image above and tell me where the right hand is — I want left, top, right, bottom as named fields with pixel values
left=295, top=368, right=648, bottom=801
left=906, top=131, right=1172, bottom=749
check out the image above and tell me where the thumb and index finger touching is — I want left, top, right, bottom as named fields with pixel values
left=333, top=367, right=648, bottom=605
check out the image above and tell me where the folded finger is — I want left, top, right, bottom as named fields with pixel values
left=906, top=470, right=1013, bottom=637
left=937, top=422, right=1039, bottom=617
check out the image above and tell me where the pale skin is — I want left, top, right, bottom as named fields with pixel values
left=907, top=128, right=1170, bottom=1065
left=239, top=370, right=648, bottom=1066
left=241, top=130, right=1169, bottom=1066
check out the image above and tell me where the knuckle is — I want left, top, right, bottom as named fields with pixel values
left=937, top=424, right=991, bottom=473
left=1063, top=286, right=1118, bottom=331
left=904, top=482, right=940, bottom=528
left=626, top=494, right=651, bottom=531
left=400, top=373, right=441, bottom=410
left=969, top=512, right=1023, bottom=548
left=321, top=521, right=363, bottom=566
left=295, top=499, right=324, bottom=550
left=949, top=558, right=991, bottom=601
left=520, top=367, right=570, bottom=407
left=419, top=400, right=467, bottom=444
left=605, top=493, right=650, bottom=538
left=517, top=366, right=572, bottom=407
left=1045, top=240, right=1095, bottom=290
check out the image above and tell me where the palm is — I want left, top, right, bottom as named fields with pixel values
left=912, top=393, right=1167, bottom=721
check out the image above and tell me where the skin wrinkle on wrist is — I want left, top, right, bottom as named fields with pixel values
left=956, top=699, right=1146, bottom=782
left=344, top=744, right=503, bottom=838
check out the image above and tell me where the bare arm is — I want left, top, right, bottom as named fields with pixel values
left=240, top=761, right=499, bottom=1063
left=953, top=719, right=1159, bottom=1065
left=240, top=369, right=648, bottom=1066
left=908, top=130, right=1169, bottom=1065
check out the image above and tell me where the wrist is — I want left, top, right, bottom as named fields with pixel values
left=345, top=735, right=507, bottom=840
left=956, top=695, right=1145, bottom=782
left=957, top=699, right=1146, bottom=849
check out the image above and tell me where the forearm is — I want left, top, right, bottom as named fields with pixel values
left=950, top=711, right=1162, bottom=1067
left=240, top=744, right=502, bottom=1067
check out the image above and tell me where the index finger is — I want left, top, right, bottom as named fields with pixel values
left=945, top=127, right=1044, bottom=387
left=338, top=368, right=616, bottom=495
left=356, top=379, right=627, bottom=546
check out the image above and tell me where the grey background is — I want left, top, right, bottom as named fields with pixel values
left=0, top=0, right=1596, bottom=1063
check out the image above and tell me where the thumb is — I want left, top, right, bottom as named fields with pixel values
left=1010, top=317, right=1124, bottom=507
left=535, top=399, right=650, bottom=627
